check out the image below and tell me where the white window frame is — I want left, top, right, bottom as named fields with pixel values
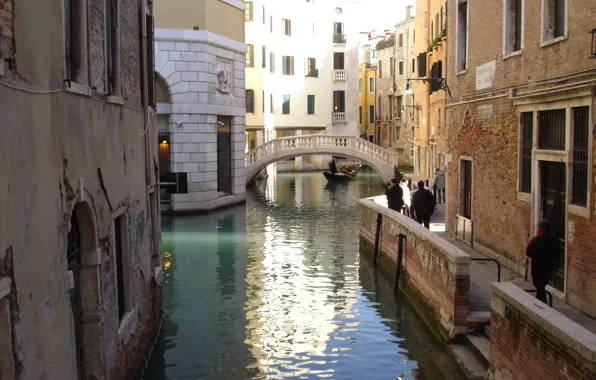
left=455, top=0, right=469, bottom=74
left=540, top=0, right=568, bottom=47
left=502, top=0, right=525, bottom=58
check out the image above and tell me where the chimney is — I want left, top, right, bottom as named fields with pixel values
left=406, top=5, right=413, bottom=20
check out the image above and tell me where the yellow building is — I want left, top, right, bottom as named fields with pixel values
left=358, top=44, right=376, bottom=142
left=413, top=0, right=447, bottom=178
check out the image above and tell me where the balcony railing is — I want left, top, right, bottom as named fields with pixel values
left=333, top=69, right=347, bottom=81
left=333, top=33, right=346, bottom=44
left=332, top=112, right=347, bottom=124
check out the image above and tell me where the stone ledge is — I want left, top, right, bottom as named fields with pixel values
left=359, top=196, right=471, bottom=265
left=492, top=282, right=596, bottom=363
left=155, top=29, right=247, bottom=55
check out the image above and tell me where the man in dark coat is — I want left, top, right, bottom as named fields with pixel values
left=329, top=158, right=338, bottom=174
left=385, top=178, right=404, bottom=212
left=526, top=220, right=560, bottom=304
left=410, top=180, right=436, bottom=229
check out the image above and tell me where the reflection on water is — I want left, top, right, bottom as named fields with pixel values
left=143, top=170, right=465, bottom=380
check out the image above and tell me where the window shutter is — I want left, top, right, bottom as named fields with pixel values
left=282, top=57, right=286, bottom=74
left=417, top=52, right=426, bottom=77
left=290, top=56, right=294, bottom=75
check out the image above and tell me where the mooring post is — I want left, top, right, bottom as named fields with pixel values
left=394, top=234, right=406, bottom=291
left=373, top=213, right=383, bottom=265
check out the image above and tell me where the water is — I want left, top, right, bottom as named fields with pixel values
left=143, top=170, right=466, bottom=380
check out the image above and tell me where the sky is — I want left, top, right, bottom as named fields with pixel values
left=356, top=0, right=415, bottom=32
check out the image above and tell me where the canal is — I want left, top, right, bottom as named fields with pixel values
left=143, top=170, right=466, bottom=380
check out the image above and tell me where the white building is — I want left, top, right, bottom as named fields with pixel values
left=244, top=0, right=361, bottom=170
left=154, top=1, right=247, bottom=212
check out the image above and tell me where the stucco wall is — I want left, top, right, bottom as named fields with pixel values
left=0, top=1, right=162, bottom=379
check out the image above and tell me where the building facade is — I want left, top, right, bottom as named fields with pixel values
left=154, top=0, right=247, bottom=212
left=358, top=32, right=380, bottom=143
left=413, top=0, right=447, bottom=178
left=244, top=0, right=361, bottom=170
left=446, top=0, right=596, bottom=317
left=0, top=0, right=162, bottom=379
left=375, top=30, right=396, bottom=148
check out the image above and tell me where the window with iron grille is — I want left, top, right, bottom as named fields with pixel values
left=282, top=56, right=294, bottom=75
left=246, top=44, right=254, bottom=67
left=307, top=95, right=315, bottom=115
left=519, top=112, right=533, bottom=193
left=571, top=106, right=589, bottom=206
left=245, top=90, right=255, bottom=113
left=245, top=2, right=253, bottom=21
left=538, top=109, right=565, bottom=150
left=282, top=94, right=291, bottom=114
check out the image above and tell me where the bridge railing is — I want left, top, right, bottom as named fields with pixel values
left=245, top=134, right=398, bottom=168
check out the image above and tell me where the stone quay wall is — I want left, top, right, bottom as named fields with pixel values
left=359, top=197, right=471, bottom=341
left=489, top=283, right=596, bottom=380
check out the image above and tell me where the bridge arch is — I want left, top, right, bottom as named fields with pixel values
left=245, top=135, right=398, bottom=185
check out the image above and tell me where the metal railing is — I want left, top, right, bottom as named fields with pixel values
left=471, top=258, right=501, bottom=282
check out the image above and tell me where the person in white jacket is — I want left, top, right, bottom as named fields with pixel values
left=400, top=178, right=411, bottom=216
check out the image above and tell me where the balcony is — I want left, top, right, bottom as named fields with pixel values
left=333, top=33, right=346, bottom=44
left=332, top=112, right=347, bottom=124
left=333, top=69, right=346, bottom=81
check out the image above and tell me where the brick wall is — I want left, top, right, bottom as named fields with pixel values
left=489, top=283, right=596, bottom=380
left=359, top=197, right=471, bottom=340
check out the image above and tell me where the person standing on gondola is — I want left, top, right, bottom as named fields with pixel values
left=329, top=158, right=338, bottom=174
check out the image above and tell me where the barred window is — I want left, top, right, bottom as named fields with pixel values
left=571, top=106, right=589, bottom=206
left=519, top=112, right=533, bottom=193
left=538, top=109, right=565, bottom=150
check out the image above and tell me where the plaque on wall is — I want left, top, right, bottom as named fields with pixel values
left=216, top=58, right=233, bottom=94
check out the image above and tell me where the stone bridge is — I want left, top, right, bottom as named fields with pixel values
left=245, top=135, right=399, bottom=184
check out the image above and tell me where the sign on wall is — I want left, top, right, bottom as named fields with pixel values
left=476, top=60, right=496, bottom=91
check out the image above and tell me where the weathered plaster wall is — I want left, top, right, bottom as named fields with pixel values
left=0, top=0, right=162, bottom=379
left=359, top=197, right=471, bottom=340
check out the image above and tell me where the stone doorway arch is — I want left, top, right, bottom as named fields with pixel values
left=66, top=202, right=105, bottom=380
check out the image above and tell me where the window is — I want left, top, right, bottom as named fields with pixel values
left=262, top=46, right=267, bottom=68
left=437, top=109, right=441, bottom=135
left=246, top=44, right=254, bottom=67
left=369, top=77, right=375, bottom=92
left=460, top=159, right=473, bottom=219
left=270, top=52, right=275, bottom=73
left=282, top=94, right=291, bottom=114
left=359, top=78, right=363, bottom=93
left=262, top=6, right=266, bottom=24
left=542, top=0, right=566, bottom=42
left=307, top=95, right=315, bottom=115
left=270, top=15, right=273, bottom=33
left=334, top=91, right=346, bottom=112
left=435, top=13, right=440, bottom=36
left=359, top=106, right=363, bottom=124
left=245, top=1, right=253, bottom=21
left=333, top=22, right=346, bottom=43
left=398, top=60, right=404, bottom=75
left=417, top=52, right=427, bottom=77
left=308, top=22, right=315, bottom=38
left=282, top=56, right=294, bottom=75
left=306, top=58, right=317, bottom=77
left=431, top=21, right=434, bottom=40
left=396, top=96, right=403, bottom=118
left=283, top=19, right=292, bottom=36
left=263, top=91, right=265, bottom=113
left=519, top=112, right=533, bottom=193
left=412, top=58, right=415, bottom=73
left=114, top=214, right=131, bottom=322
left=378, top=60, right=383, bottom=78
left=504, top=0, right=523, bottom=54
left=270, top=93, right=274, bottom=113
left=398, top=33, right=403, bottom=48
left=64, top=0, right=88, bottom=83
left=333, top=52, right=345, bottom=70
left=390, top=58, right=395, bottom=77
left=146, top=14, right=155, bottom=107
left=368, top=105, right=375, bottom=124
left=538, top=109, right=565, bottom=150
left=571, top=106, right=589, bottom=206
left=457, top=0, right=468, bottom=72
left=430, top=61, right=443, bottom=92
left=371, top=49, right=377, bottom=58
left=424, top=10, right=428, bottom=29
left=106, top=0, right=120, bottom=95
left=246, top=90, right=255, bottom=113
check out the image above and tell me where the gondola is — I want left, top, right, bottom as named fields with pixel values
left=323, top=170, right=358, bottom=182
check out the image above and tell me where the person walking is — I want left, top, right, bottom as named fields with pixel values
left=433, top=169, right=446, bottom=204
left=385, top=178, right=404, bottom=213
left=400, top=178, right=411, bottom=216
left=526, top=220, right=559, bottom=304
left=411, top=180, right=436, bottom=229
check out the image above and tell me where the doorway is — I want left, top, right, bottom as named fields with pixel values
left=539, top=161, right=566, bottom=291
left=217, top=116, right=233, bottom=195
